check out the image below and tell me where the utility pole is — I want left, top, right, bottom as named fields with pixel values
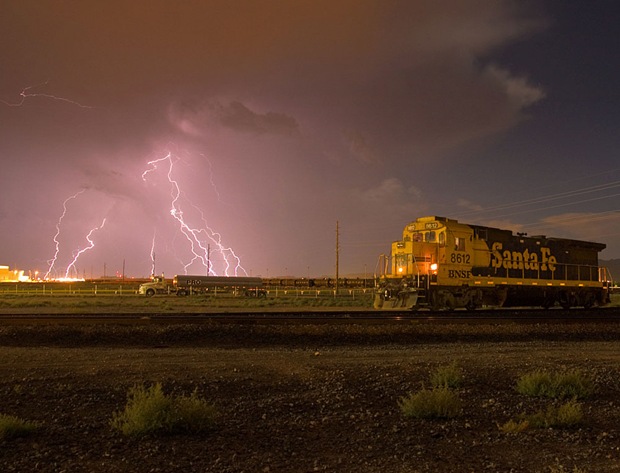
left=335, top=220, right=339, bottom=293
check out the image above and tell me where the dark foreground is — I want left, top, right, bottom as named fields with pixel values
left=1, top=322, right=620, bottom=472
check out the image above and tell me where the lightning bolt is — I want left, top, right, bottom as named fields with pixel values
left=1, top=81, right=93, bottom=109
left=150, top=229, right=157, bottom=277
left=188, top=201, right=244, bottom=276
left=64, top=218, right=107, bottom=279
left=142, top=151, right=247, bottom=276
left=200, top=153, right=223, bottom=202
left=44, top=189, right=86, bottom=280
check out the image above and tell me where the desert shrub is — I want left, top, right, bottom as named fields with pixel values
left=111, top=383, right=217, bottom=437
left=399, top=387, right=461, bottom=419
left=552, top=371, right=595, bottom=399
left=502, top=400, right=583, bottom=432
left=539, top=400, right=583, bottom=428
left=517, top=370, right=553, bottom=397
left=430, top=362, right=462, bottom=389
left=0, top=414, right=39, bottom=440
left=516, top=370, right=594, bottom=399
left=499, top=419, right=530, bottom=433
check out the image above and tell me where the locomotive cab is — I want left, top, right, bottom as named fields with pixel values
left=377, top=216, right=472, bottom=309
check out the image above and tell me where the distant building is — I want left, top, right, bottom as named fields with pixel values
left=0, top=265, right=26, bottom=282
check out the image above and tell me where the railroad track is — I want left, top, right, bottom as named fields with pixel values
left=1, top=306, right=619, bottom=325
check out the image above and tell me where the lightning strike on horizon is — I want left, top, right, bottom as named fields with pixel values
left=142, top=152, right=247, bottom=276
left=188, top=201, right=244, bottom=276
left=150, top=230, right=157, bottom=277
left=64, top=218, right=107, bottom=279
left=44, top=189, right=86, bottom=280
left=1, top=82, right=94, bottom=109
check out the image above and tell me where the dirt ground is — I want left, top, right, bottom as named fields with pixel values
left=1, top=321, right=620, bottom=472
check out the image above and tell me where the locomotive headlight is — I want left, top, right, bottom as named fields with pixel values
left=398, top=267, right=403, bottom=273
left=430, top=263, right=438, bottom=271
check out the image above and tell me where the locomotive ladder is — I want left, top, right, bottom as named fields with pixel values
left=410, top=271, right=431, bottom=307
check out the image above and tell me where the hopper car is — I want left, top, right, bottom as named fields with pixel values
left=375, top=216, right=613, bottom=310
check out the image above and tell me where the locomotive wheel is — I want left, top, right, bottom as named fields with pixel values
left=146, top=288, right=155, bottom=297
left=558, top=291, right=574, bottom=310
left=465, top=299, right=477, bottom=311
left=465, top=289, right=481, bottom=311
left=542, top=292, right=555, bottom=309
left=582, top=291, right=595, bottom=309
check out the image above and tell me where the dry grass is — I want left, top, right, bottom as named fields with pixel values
left=0, top=414, right=39, bottom=440
left=516, top=369, right=595, bottom=400
left=111, top=383, right=217, bottom=437
left=399, top=387, right=462, bottom=419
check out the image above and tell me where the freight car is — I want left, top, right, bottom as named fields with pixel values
left=375, top=216, right=613, bottom=310
left=139, top=275, right=266, bottom=297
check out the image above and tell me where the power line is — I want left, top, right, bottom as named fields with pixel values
left=454, top=180, right=620, bottom=219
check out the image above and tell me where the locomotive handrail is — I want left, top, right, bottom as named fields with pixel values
left=599, top=267, right=614, bottom=286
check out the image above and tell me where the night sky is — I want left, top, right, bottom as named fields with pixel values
left=1, top=0, right=619, bottom=280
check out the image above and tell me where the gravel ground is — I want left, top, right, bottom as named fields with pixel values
left=1, top=322, right=620, bottom=472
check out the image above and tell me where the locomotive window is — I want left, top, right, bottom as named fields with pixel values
left=455, top=237, right=465, bottom=251
left=413, top=232, right=423, bottom=242
left=425, top=231, right=436, bottom=242
left=438, top=232, right=445, bottom=246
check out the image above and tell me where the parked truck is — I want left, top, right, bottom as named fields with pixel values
left=138, top=275, right=266, bottom=297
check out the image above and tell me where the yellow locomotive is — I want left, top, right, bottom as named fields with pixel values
left=375, top=216, right=612, bottom=310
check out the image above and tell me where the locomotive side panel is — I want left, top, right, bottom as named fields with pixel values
left=472, top=235, right=602, bottom=282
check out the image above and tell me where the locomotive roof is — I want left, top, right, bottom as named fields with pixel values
left=413, top=217, right=606, bottom=251
left=468, top=223, right=606, bottom=251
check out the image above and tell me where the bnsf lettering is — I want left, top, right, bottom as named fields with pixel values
left=490, top=242, right=557, bottom=271
left=448, top=270, right=472, bottom=279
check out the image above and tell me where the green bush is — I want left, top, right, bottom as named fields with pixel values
left=399, top=387, right=461, bottom=419
left=516, top=370, right=594, bottom=400
left=0, top=414, right=39, bottom=440
left=430, top=362, right=462, bottom=389
left=111, top=383, right=217, bottom=437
